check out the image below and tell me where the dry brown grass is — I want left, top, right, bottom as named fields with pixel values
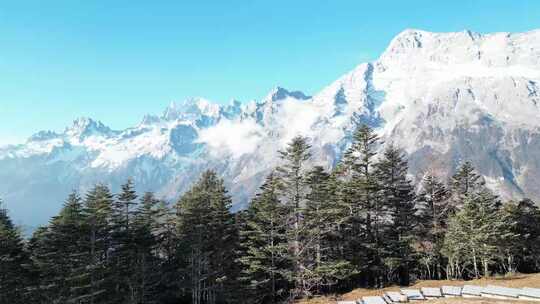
left=297, top=273, right=540, bottom=304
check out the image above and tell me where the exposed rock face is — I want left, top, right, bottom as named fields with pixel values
left=2, top=29, right=540, bottom=228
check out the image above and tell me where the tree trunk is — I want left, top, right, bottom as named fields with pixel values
left=483, top=259, right=489, bottom=278
left=472, top=248, right=479, bottom=279
left=507, top=255, right=514, bottom=274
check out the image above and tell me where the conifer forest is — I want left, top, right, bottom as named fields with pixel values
left=1, top=125, right=540, bottom=304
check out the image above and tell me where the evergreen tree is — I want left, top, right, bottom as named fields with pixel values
left=303, top=166, right=354, bottom=294
left=497, top=201, right=522, bottom=274
left=451, top=161, right=485, bottom=205
left=238, top=172, right=291, bottom=304
left=77, top=184, right=115, bottom=304
left=0, top=199, right=36, bottom=304
left=175, top=170, right=238, bottom=304
left=276, top=135, right=312, bottom=299
left=153, top=200, right=179, bottom=303
left=415, top=174, right=452, bottom=279
left=28, top=224, right=60, bottom=303
left=131, top=192, right=163, bottom=304
left=474, top=189, right=505, bottom=277
left=500, top=199, right=540, bottom=273
left=110, top=179, right=139, bottom=304
left=375, top=145, right=416, bottom=286
left=443, top=190, right=503, bottom=279
left=340, top=124, right=383, bottom=287
left=29, top=192, right=86, bottom=304
left=206, top=172, right=239, bottom=303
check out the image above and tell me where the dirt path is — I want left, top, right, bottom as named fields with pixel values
left=297, top=273, right=540, bottom=304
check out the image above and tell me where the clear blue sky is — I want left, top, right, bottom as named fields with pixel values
left=1, top=0, right=539, bottom=145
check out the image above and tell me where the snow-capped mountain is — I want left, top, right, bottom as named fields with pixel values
left=2, top=28, right=540, bottom=227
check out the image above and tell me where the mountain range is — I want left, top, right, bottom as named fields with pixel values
left=2, top=28, right=540, bottom=228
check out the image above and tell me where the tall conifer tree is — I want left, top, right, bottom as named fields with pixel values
left=303, top=166, right=355, bottom=294
left=30, top=192, right=86, bottom=303
left=276, top=135, right=312, bottom=299
left=111, top=179, right=139, bottom=303
left=0, top=199, right=36, bottom=304
left=78, top=184, right=115, bottom=304
left=175, top=170, right=237, bottom=304
left=415, top=174, right=452, bottom=279
left=443, top=189, right=503, bottom=279
left=375, top=145, right=416, bottom=286
left=131, top=191, right=163, bottom=304
left=340, top=124, right=383, bottom=287
left=451, top=161, right=485, bottom=205
left=238, top=172, right=290, bottom=304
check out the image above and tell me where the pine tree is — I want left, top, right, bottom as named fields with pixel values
left=238, top=172, right=291, bottom=304
left=131, top=191, right=163, bottom=304
left=475, top=189, right=505, bottom=277
left=29, top=224, right=60, bottom=303
left=303, top=166, right=355, bottom=294
left=175, top=170, right=238, bottom=304
left=110, top=179, right=139, bottom=304
left=29, top=191, right=86, bottom=303
left=443, top=189, right=502, bottom=279
left=276, top=135, right=312, bottom=299
left=340, top=124, right=383, bottom=287
left=375, top=145, right=416, bottom=286
left=206, top=172, right=239, bottom=303
left=77, top=184, right=115, bottom=304
left=497, top=201, right=522, bottom=274
left=415, top=174, right=452, bottom=279
left=451, top=161, right=485, bottom=205
left=175, top=181, right=210, bottom=304
left=499, top=199, right=540, bottom=273
left=152, top=200, right=179, bottom=303
left=0, top=199, right=36, bottom=304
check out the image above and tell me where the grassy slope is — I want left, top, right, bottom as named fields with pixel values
left=298, top=273, right=540, bottom=304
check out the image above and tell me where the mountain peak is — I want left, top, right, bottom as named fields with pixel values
left=383, top=28, right=485, bottom=55
left=385, top=28, right=432, bottom=52
left=265, top=86, right=311, bottom=102
left=163, top=98, right=221, bottom=120
left=377, top=28, right=540, bottom=72
left=65, top=117, right=112, bottom=139
left=140, top=114, right=161, bottom=126
left=28, top=130, right=60, bottom=142
left=396, top=28, right=429, bottom=37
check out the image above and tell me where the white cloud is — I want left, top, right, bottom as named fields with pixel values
left=197, top=119, right=264, bottom=158
left=279, top=100, right=320, bottom=145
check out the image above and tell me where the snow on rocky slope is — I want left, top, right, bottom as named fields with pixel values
left=2, top=28, right=540, bottom=227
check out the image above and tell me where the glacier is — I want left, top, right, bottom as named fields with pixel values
left=1, top=28, right=540, bottom=229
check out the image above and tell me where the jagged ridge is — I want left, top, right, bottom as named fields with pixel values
left=1, top=29, right=540, bottom=228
